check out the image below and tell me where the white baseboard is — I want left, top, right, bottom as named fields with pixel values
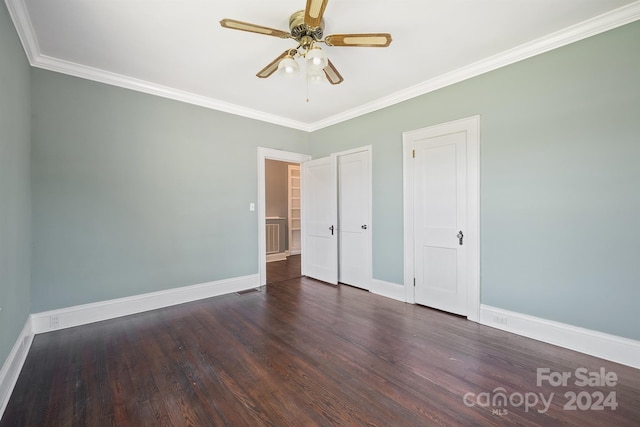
left=480, top=305, right=640, bottom=369
left=1, top=274, right=258, bottom=420
left=0, top=317, right=34, bottom=419
left=1, top=274, right=258, bottom=419
left=370, top=279, right=406, bottom=302
left=31, top=274, right=260, bottom=334
left=5, top=279, right=636, bottom=422
left=266, top=253, right=287, bottom=263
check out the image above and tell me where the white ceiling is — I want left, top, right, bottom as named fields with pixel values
left=6, top=0, right=640, bottom=131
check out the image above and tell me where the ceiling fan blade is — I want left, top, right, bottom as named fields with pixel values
left=304, top=0, right=329, bottom=28
left=323, top=59, right=344, bottom=85
left=220, top=19, right=291, bottom=39
left=324, top=33, right=392, bottom=47
left=256, top=51, right=290, bottom=78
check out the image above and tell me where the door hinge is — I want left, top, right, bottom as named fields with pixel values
left=412, top=149, right=416, bottom=158
left=413, top=278, right=416, bottom=286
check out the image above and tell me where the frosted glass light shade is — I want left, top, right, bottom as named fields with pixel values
left=306, top=47, right=328, bottom=71
left=278, top=56, right=299, bottom=76
left=307, top=68, right=325, bottom=84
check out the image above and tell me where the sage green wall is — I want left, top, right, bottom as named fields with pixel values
left=310, top=21, right=640, bottom=340
left=18, top=14, right=640, bottom=342
left=30, top=70, right=308, bottom=312
left=0, top=2, right=31, bottom=365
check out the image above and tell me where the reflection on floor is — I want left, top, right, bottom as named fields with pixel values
left=266, top=254, right=301, bottom=284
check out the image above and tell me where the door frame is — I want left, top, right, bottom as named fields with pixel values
left=402, top=116, right=480, bottom=322
left=257, top=147, right=311, bottom=287
left=335, top=145, right=373, bottom=289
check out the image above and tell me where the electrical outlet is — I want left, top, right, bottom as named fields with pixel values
left=493, top=315, right=508, bottom=325
left=50, top=315, right=61, bottom=329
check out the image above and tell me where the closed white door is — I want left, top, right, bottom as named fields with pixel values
left=413, top=130, right=468, bottom=315
left=301, top=156, right=338, bottom=284
left=338, top=150, right=371, bottom=289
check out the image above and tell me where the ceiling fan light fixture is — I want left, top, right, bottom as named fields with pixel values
left=278, top=54, right=300, bottom=77
left=305, top=46, right=328, bottom=71
left=220, top=0, right=393, bottom=86
left=307, top=68, right=325, bottom=84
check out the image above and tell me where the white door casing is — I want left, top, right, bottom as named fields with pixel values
left=257, top=148, right=311, bottom=287
left=402, top=116, right=480, bottom=321
left=338, top=148, right=372, bottom=289
left=302, top=156, right=339, bottom=285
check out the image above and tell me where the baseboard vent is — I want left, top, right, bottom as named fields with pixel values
left=236, top=288, right=260, bottom=296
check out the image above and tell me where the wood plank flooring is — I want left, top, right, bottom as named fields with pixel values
left=266, top=254, right=301, bottom=284
left=2, top=276, right=639, bottom=426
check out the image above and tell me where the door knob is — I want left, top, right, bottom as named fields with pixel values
left=457, top=230, right=464, bottom=245
left=361, top=225, right=368, bottom=230
left=329, top=225, right=334, bottom=235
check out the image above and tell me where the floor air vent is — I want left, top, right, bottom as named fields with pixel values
left=236, top=288, right=260, bottom=295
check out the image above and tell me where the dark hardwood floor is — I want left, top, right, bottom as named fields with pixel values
left=266, top=254, right=301, bottom=284
left=2, top=275, right=639, bottom=426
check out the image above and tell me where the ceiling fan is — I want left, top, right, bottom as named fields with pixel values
left=220, top=0, right=392, bottom=85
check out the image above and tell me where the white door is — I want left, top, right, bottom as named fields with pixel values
left=405, top=116, right=481, bottom=317
left=413, top=132, right=467, bottom=314
left=301, top=156, right=338, bottom=284
left=338, top=150, right=371, bottom=289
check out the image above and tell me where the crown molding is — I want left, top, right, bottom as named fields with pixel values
left=5, top=0, right=640, bottom=132
left=33, top=54, right=313, bottom=131
left=4, top=0, right=39, bottom=62
left=4, top=0, right=312, bottom=131
left=308, top=1, right=640, bottom=131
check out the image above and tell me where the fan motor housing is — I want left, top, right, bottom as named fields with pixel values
left=289, top=10, right=324, bottom=43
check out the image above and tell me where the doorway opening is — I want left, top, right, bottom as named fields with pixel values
left=257, top=146, right=372, bottom=290
left=265, top=159, right=301, bottom=284
left=257, top=148, right=311, bottom=287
